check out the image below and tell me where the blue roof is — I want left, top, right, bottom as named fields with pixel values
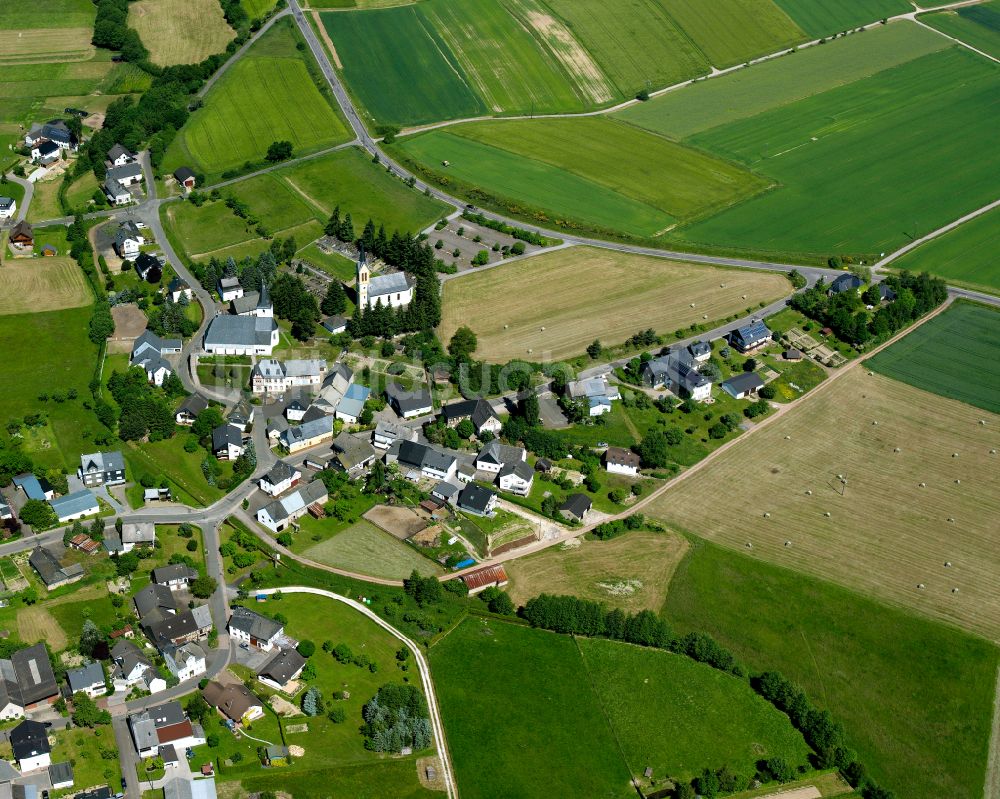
left=13, top=474, right=45, bottom=500
left=49, top=489, right=99, bottom=518
left=337, top=384, right=371, bottom=420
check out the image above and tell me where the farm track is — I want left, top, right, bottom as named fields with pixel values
left=988, top=663, right=1000, bottom=799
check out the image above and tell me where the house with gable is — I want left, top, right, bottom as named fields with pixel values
left=127, top=701, right=204, bottom=758
left=227, top=607, right=284, bottom=652
left=259, top=460, right=301, bottom=497
left=640, top=345, right=712, bottom=401
left=110, top=640, right=166, bottom=695
left=279, top=416, right=333, bottom=453
left=77, top=450, right=125, bottom=487
left=390, top=441, right=456, bottom=481
left=212, top=424, right=244, bottom=461
left=728, top=320, right=773, bottom=353
left=230, top=282, right=273, bottom=318
left=66, top=662, right=106, bottom=699
left=255, top=480, right=329, bottom=532
left=107, top=143, right=135, bottom=167
left=439, top=398, right=501, bottom=436
left=203, top=315, right=278, bottom=356
left=497, top=459, right=534, bottom=496
left=163, top=642, right=207, bottom=682
left=114, top=221, right=145, bottom=259
left=131, top=331, right=181, bottom=387
left=475, top=440, right=526, bottom=475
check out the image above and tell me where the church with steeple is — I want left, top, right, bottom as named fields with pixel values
left=356, top=246, right=414, bottom=310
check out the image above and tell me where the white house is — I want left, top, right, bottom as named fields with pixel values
left=227, top=607, right=284, bottom=652
left=66, top=662, right=106, bottom=699
left=567, top=377, right=621, bottom=417
left=107, top=162, right=143, bottom=188
left=255, top=480, right=329, bottom=533
left=212, top=424, right=244, bottom=460
left=11, top=720, right=51, bottom=772
left=251, top=358, right=327, bottom=395
left=372, top=420, right=416, bottom=451
left=604, top=447, right=640, bottom=476
left=497, top=460, right=534, bottom=496
left=457, top=484, right=498, bottom=517
left=48, top=489, right=100, bottom=523
left=25, top=120, right=77, bottom=151
left=128, top=701, right=204, bottom=758
left=164, top=642, right=207, bottom=682
left=111, top=640, right=167, bottom=695
left=392, top=441, right=457, bottom=481
left=218, top=277, right=243, bottom=302
left=131, top=331, right=181, bottom=387
left=203, top=315, right=278, bottom=356
left=0, top=197, right=16, bottom=220
left=258, top=460, right=301, bottom=497
left=107, top=144, right=135, bottom=167
left=335, top=383, right=370, bottom=424
left=114, top=221, right=145, bottom=259
left=121, top=522, right=156, bottom=552
left=280, top=416, right=333, bottom=453
left=104, top=177, right=132, bottom=206
left=152, top=564, right=198, bottom=590
left=475, top=441, right=526, bottom=475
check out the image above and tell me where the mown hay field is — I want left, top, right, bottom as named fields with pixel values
left=0, top=257, right=92, bottom=314
left=129, top=0, right=235, bottom=66
left=664, top=540, right=998, bottom=799
left=162, top=20, right=351, bottom=179
left=922, top=0, right=1000, bottom=59
left=649, top=366, right=1000, bottom=642
left=17, top=607, right=68, bottom=651
left=302, top=520, right=441, bottom=579
left=439, top=247, right=790, bottom=361
left=774, top=0, right=910, bottom=37
left=505, top=532, right=689, bottom=614
left=867, top=301, right=1000, bottom=413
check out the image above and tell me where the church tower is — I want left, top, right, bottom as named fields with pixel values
left=356, top=245, right=369, bottom=309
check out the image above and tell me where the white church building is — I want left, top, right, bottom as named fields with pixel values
left=357, top=249, right=414, bottom=310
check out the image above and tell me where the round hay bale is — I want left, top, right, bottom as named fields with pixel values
left=990, top=449, right=997, bottom=455
left=540, top=326, right=545, bottom=331
left=805, top=489, right=812, bottom=495
left=763, top=512, right=770, bottom=518
left=980, top=420, right=986, bottom=425
left=955, top=479, right=961, bottom=484
left=917, top=583, right=925, bottom=589
left=288, top=745, right=305, bottom=758
left=784, top=435, right=791, bottom=440
left=746, top=542, right=753, bottom=549
left=919, top=482, right=926, bottom=488
left=952, top=587, right=959, bottom=593
left=824, top=511, right=831, bottom=517
left=945, top=561, right=952, bottom=567
left=952, top=453, right=959, bottom=458
left=947, top=517, right=955, bottom=523
left=872, top=420, right=878, bottom=425
left=690, top=303, right=696, bottom=308
left=784, top=540, right=791, bottom=547
left=893, top=447, right=900, bottom=453
left=503, top=324, right=509, bottom=329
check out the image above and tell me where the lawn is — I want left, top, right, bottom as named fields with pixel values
left=123, top=436, right=230, bottom=507
left=648, top=366, right=1000, bottom=642
left=663, top=539, right=999, bottom=799
left=867, top=301, right=1000, bottom=413
left=439, top=246, right=789, bottom=361
left=922, top=1, right=1000, bottom=59
left=321, top=5, right=486, bottom=126
left=774, top=0, right=910, bottom=36
left=0, top=257, right=91, bottom=314
left=505, top=531, right=689, bottom=613
left=241, top=0, right=277, bottom=19
left=50, top=727, right=117, bottom=795
left=129, top=0, right=235, bottom=66
left=891, top=205, right=1000, bottom=296
left=64, top=171, right=99, bottom=211
left=299, top=518, right=441, bottom=579
left=577, top=637, right=812, bottom=783
left=162, top=19, right=351, bottom=180
left=676, top=45, right=1000, bottom=258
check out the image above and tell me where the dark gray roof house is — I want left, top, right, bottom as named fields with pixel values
left=385, top=382, right=433, bottom=418
left=176, top=394, right=208, bottom=424
left=10, top=720, right=49, bottom=762
left=721, top=372, right=765, bottom=399
left=66, top=661, right=105, bottom=695
left=135, top=253, right=162, bottom=283
left=728, top=320, right=773, bottom=352
left=228, top=607, right=283, bottom=642
left=134, top=583, right=177, bottom=620
left=107, top=143, right=134, bottom=162
left=640, top=346, right=711, bottom=398
left=559, top=494, right=592, bottom=522
left=829, top=273, right=864, bottom=294
left=152, top=563, right=198, bottom=586
left=146, top=606, right=213, bottom=649
left=257, top=648, right=306, bottom=686
left=8, top=644, right=59, bottom=707
left=29, top=547, right=84, bottom=589
left=212, top=423, right=243, bottom=454
left=457, top=484, right=497, bottom=516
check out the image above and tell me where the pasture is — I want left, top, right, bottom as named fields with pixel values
left=867, top=301, right=1000, bottom=413
left=129, top=0, right=235, bottom=66
left=505, top=532, right=689, bottom=613
left=301, top=520, right=441, bottom=579
left=439, top=247, right=790, bottom=361
left=577, top=637, right=812, bottom=782
left=648, top=367, right=1000, bottom=642
left=891, top=206, right=1000, bottom=295
left=162, top=19, right=351, bottom=179
left=922, top=1, right=1000, bottom=59
left=774, top=0, right=910, bottom=37
left=676, top=45, right=1000, bottom=258
left=0, top=257, right=91, bottom=314
left=0, top=0, right=95, bottom=30
left=664, top=540, right=999, bottom=799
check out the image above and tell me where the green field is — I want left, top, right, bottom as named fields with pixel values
left=663, top=539, right=999, bottom=799
left=162, top=19, right=351, bottom=179
left=432, top=618, right=816, bottom=797
left=675, top=46, right=1000, bottom=257
left=396, top=118, right=769, bottom=236
left=241, top=0, right=278, bottom=19
left=774, top=0, right=910, bottom=36
left=300, top=518, right=441, bottom=579
left=891, top=205, right=1000, bottom=294
left=0, top=0, right=95, bottom=29
left=922, top=1, right=1000, bottom=59
left=866, top=301, right=1000, bottom=413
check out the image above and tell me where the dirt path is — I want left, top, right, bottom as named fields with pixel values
left=312, top=10, right=342, bottom=68
left=986, top=663, right=1000, bottom=799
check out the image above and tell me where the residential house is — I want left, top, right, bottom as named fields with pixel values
left=330, top=433, right=376, bottom=477
left=107, top=144, right=135, bottom=167
left=431, top=482, right=458, bottom=506
left=217, top=277, right=243, bottom=302
left=640, top=346, right=712, bottom=402
left=9, top=221, right=33, bottom=249
left=33, top=140, right=60, bottom=165
left=163, top=777, right=217, bottom=799
left=878, top=283, right=897, bottom=302
left=0, top=197, right=17, bottom=220
left=567, top=377, right=621, bottom=417
left=322, top=315, right=347, bottom=334
left=167, top=276, right=193, bottom=303
left=131, top=331, right=181, bottom=387
left=104, top=178, right=131, bottom=206
left=258, top=460, right=301, bottom=497
left=266, top=416, right=289, bottom=445
left=226, top=398, right=254, bottom=432
left=356, top=250, right=413, bottom=310
left=12, top=474, right=52, bottom=501
left=230, top=282, right=273, bottom=318
left=497, top=460, right=534, bottom=496
left=729, top=320, right=773, bottom=353
left=110, top=640, right=165, bottom=694
left=829, top=274, right=864, bottom=295
left=152, top=564, right=198, bottom=591
left=284, top=395, right=308, bottom=422
left=29, top=548, right=84, bottom=589
left=558, top=494, right=592, bottom=523
left=457, top=462, right=477, bottom=483
left=163, top=642, right=206, bottom=682
left=604, top=447, right=640, bottom=476
left=135, top=252, right=162, bottom=283
left=392, top=441, right=457, bottom=481
left=440, top=399, right=501, bottom=436
left=173, top=167, right=196, bottom=190
left=721, top=372, right=765, bottom=400
left=251, top=358, right=326, bottom=395
left=372, top=420, right=416, bottom=450
left=461, top=564, right=508, bottom=595
left=385, top=383, right=433, bottom=419
left=255, top=480, right=329, bottom=532
left=25, top=120, right=77, bottom=151
left=688, top=341, right=712, bottom=362
left=0, top=500, right=13, bottom=521
left=78, top=450, right=126, bottom=487
left=175, top=395, right=208, bottom=426
left=201, top=682, right=264, bottom=724
left=227, top=607, right=283, bottom=652
left=47, top=762, right=74, bottom=790
left=782, top=348, right=804, bottom=361
left=203, top=315, right=278, bottom=356
left=280, top=416, right=333, bottom=454
left=0, top=644, right=60, bottom=716
left=534, top=458, right=552, bottom=473
left=457, top=484, right=497, bottom=517
left=134, top=583, right=177, bottom=622
left=145, top=606, right=213, bottom=651
left=107, top=161, right=143, bottom=188
left=66, top=662, right=106, bottom=699
left=128, top=701, right=205, bottom=758
left=335, top=383, right=370, bottom=424
left=11, top=720, right=50, bottom=771
left=475, top=440, right=526, bottom=475
left=256, top=649, right=306, bottom=692
left=310, top=363, right=354, bottom=415
left=114, top=221, right=145, bottom=259
left=212, top=424, right=244, bottom=461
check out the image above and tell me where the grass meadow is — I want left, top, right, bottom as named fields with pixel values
left=162, top=19, right=351, bottom=180
left=241, top=0, right=278, bottom=20
left=867, top=301, right=1000, bottom=413
left=439, top=247, right=789, bottom=361
left=774, top=0, right=910, bottom=36
left=922, top=1, right=1000, bottom=59
left=299, top=518, right=441, bottom=579
left=129, top=0, right=235, bottom=65
left=663, top=539, right=999, bottom=799
left=0, top=257, right=91, bottom=314
left=647, top=367, right=1000, bottom=642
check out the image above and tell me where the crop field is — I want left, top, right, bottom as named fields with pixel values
left=0, top=257, right=91, bottom=314
left=0, top=0, right=95, bottom=30
left=540, top=0, right=710, bottom=96
left=672, top=46, right=1000, bottom=257
left=162, top=20, right=351, bottom=179
left=664, top=540, right=999, bottom=799
left=649, top=366, right=1000, bottom=641
left=129, top=0, right=235, bottom=66
left=505, top=532, right=689, bottom=613
left=774, top=0, right=910, bottom=37
left=660, top=0, right=804, bottom=66
left=302, top=520, right=441, bottom=579
left=0, top=27, right=94, bottom=65
left=577, top=638, right=812, bottom=782
left=892, top=207, right=1000, bottom=295
left=439, top=247, right=790, bottom=361
left=922, top=1, right=1000, bottom=59
left=867, top=302, right=1000, bottom=413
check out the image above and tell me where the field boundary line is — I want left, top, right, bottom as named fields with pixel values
left=986, top=663, right=1000, bottom=799
left=912, top=14, right=1000, bottom=64
left=876, top=197, right=1000, bottom=269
